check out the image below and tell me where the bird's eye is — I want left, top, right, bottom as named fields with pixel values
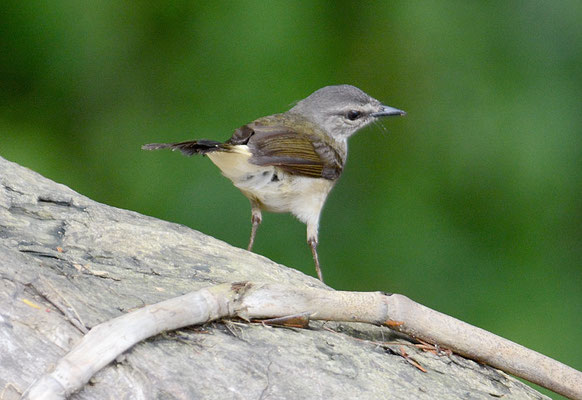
left=346, top=110, right=362, bottom=121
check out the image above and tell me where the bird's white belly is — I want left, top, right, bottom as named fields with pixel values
left=207, top=148, right=335, bottom=226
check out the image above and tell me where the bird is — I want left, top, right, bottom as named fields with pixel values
left=142, top=84, right=405, bottom=281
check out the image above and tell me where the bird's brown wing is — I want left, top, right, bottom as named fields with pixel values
left=228, top=119, right=343, bottom=180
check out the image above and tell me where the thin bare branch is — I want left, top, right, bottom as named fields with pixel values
left=23, top=282, right=582, bottom=400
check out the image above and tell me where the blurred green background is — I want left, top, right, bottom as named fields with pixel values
left=1, top=1, right=580, bottom=397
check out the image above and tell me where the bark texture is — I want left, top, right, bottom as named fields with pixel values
left=0, top=156, right=548, bottom=400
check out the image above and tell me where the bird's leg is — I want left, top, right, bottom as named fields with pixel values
left=308, top=237, right=323, bottom=282
left=247, top=203, right=262, bottom=251
left=306, top=221, right=323, bottom=281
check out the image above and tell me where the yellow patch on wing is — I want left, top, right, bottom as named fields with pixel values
left=207, top=145, right=258, bottom=181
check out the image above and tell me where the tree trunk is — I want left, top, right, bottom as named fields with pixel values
left=0, top=156, right=548, bottom=399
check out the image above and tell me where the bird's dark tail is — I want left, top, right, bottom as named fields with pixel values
left=142, top=140, right=226, bottom=156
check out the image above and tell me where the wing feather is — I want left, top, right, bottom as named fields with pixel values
left=238, top=122, right=343, bottom=180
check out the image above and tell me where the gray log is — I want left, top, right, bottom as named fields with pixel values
left=0, top=156, right=548, bottom=400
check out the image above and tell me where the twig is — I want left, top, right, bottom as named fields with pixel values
left=22, top=282, right=582, bottom=400
left=27, top=279, right=87, bottom=334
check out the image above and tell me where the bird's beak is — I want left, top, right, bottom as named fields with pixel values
left=371, top=105, right=406, bottom=118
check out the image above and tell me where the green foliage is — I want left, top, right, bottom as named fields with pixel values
left=1, top=2, right=580, bottom=396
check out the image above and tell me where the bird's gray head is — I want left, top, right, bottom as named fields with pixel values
left=289, top=84, right=405, bottom=140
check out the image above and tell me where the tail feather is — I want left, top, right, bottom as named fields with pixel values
left=142, top=140, right=225, bottom=156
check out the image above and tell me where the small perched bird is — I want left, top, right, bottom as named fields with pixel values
left=143, top=85, right=405, bottom=281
